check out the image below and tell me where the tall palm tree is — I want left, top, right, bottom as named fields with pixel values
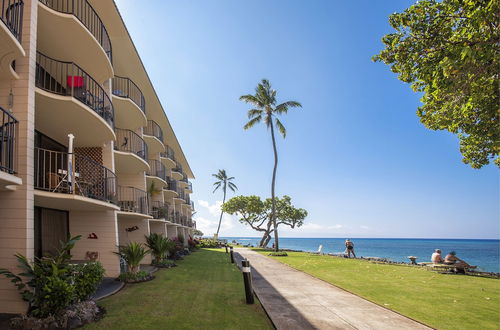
left=213, top=169, right=237, bottom=236
left=240, top=79, right=302, bottom=251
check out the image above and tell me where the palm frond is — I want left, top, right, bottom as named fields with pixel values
left=228, top=182, right=238, bottom=192
left=275, top=101, right=302, bottom=115
left=244, top=115, right=262, bottom=130
left=213, top=182, right=221, bottom=193
left=239, top=94, right=264, bottom=108
left=247, top=109, right=263, bottom=119
left=275, top=118, right=287, bottom=138
left=264, top=113, right=273, bottom=128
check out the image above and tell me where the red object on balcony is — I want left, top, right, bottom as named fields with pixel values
left=67, top=76, right=84, bottom=87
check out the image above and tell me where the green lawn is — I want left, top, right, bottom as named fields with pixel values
left=86, top=249, right=273, bottom=330
left=256, top=250, right=500, bottom=330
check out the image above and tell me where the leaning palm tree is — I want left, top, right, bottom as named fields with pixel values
left=240, top=79, right=302, bottom=251
left=212, top=169, right=237, bottom=236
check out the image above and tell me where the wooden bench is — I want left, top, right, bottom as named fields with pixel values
left=419, top=262, right=477, bottom=274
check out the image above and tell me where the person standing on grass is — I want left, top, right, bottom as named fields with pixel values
left=345, top=239, right=356, bottom=258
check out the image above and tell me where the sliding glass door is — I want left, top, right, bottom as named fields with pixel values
left=34, top=207, right=69, bottom=258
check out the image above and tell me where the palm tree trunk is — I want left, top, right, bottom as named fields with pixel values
left=216, top=188, right=226, bottom=235
left=270, top=121, right=279, bottom=252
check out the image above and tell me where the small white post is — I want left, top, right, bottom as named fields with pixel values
left=318, top=244, right=323, bottom=253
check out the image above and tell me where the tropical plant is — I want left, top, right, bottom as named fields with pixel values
left=145, top=233, right=171, bottom=264
left=240, top=79, right=302, bottom=251
left=0, top=235, right=105, bottom=318
left=147, top=181, right=163, bottom=210
left=212, top=169, right=237, bottom=236
left=373, top=0, right=499, bottom=168
left=114, top=242, right=149, bottom=274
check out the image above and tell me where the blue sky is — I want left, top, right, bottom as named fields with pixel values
left=116, top=0, right=499, bottom=239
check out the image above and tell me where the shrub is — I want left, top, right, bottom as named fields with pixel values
left=269, top=252, right=288, bottom=257
left=70, top=262, right=105, bottom=301
left=114, top=242, right=149, bottom=273
left=118, top=270, right=150, bottom=283
left=153, top=259, right=176, bottom=268
left=0, top=235, right=105, bottom=318
left=198, top=239, right=220, bottom=248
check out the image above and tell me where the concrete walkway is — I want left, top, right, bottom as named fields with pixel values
left=234, top=249, right=431, bottom=330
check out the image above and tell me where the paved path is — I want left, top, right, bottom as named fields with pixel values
left=234, top=249, right=431, bottom=330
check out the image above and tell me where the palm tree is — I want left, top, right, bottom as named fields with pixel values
left=240, top=79, right=302, bottom=251
left=212, top=169, right=237, bottom=236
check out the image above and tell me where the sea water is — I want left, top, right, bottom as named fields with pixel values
left=220, top=237, right=500, bottom=273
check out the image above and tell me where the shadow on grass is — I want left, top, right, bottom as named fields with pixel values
left=233, top=251, right=316, bottom=329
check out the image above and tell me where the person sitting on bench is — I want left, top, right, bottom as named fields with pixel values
left=431, top=249, right=443, bottom=263
left=444, top=251, right=470, bottom=268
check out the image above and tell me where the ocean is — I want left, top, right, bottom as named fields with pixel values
left=220, top=237, right=500, bottom=273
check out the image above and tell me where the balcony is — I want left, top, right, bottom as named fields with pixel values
left=0, top=0, right=25, bottom=79
left=146, top=159, right=167, bottom=187
left=35, top=52, right=115, bottom=147
left=114, top=128, right=149, bottom=173
left=37, top=0, right=113, bottom=82
left=171, top=160, right=183, bottom=180
left=185, top=181, right=193, bottom=193
left=117, top=186, right=148, bottom=216
left=143, top=120, right=164, bottom=154
left=150, top=201, right=170, bottom=220
left=34, top=147, right=118, bottom=210
left=112, top=76, right=147, bottom=129
left=163, top=177, right=178, bottom=199
left=160, top=145, right=175, bottom=169
left=0, top=106, right=21, bottom=190
left=174, top=186, right=185, bottom=204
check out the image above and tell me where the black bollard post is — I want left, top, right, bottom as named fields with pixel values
left=225, top=245, right=228, bottom=253
left=241, top=259, right=254, bottom=304
left=230, top=246, right=234, bottom=263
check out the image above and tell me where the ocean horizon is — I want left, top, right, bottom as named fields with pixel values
left=219, top=237, right=500, bottom=273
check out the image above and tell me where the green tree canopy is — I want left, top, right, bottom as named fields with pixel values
left=373, top=0, right=499, bottom=168
left=222, top=195, right=307, bottom=247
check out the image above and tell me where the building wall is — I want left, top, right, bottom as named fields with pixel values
left=117, top=217, right=151, bottom=264
left=69, top=210, right=120, bottom=277
left=0, top=0, right=38, bottom=314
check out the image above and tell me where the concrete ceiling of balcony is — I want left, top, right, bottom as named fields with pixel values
left=89, top=0, right=195, bottom=179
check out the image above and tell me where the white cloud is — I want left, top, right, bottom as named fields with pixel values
left=195, top=200, right=235, bottom=236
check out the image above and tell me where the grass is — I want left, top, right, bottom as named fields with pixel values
left=255, top=249, right=500, bottom=330
left=85, top=249, right=273, bottom=330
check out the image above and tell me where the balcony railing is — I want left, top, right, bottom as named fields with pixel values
left=150, top=200, right=170, bottom=219
left=186, top=181, right=192, bottom=191
left=1, top=0, right=23, bottom=42
left=143, top=120, right=163, bottom=143
left=173, top=211, right=181, bottom=225
left=112, top=76, right=145, bottom=113
left=35, top=52, right=114, bottom=128
left=38, top=0, right=112, bottom=61
left=180, top=172, right=188, bottom=183
left=176, top=187, right=185, bottom=201
left=117, top=186, right=148, bottom=215
left=172, top=160, right=182, bottom=173
left=166, top=177, right=177, bottom=191
left=160, top=145, right=175, bottom=161
left=114, top=128, right=147, bottom=161
left=0, top=106, right=18, bottom=174
left=146, top=159, right=166, bottom=181
left=34, top=147, right=117, bottom=204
